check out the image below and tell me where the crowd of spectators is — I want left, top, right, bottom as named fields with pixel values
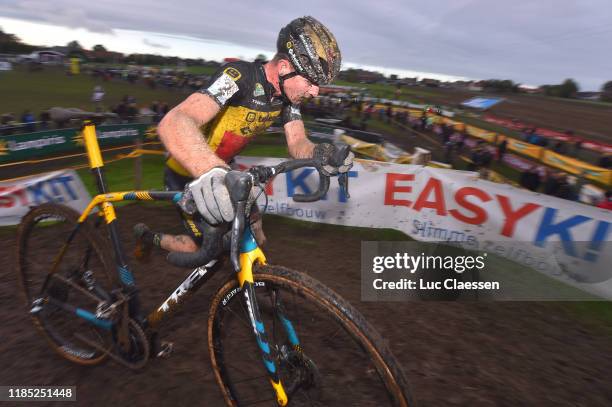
left=86, top=66, right=211, bottom=92
left=1, top=90, right=172, bottom=135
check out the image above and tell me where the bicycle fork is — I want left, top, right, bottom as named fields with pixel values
left=237, top=227, right=302, bottom=407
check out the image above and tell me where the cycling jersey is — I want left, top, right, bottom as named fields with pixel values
left=166, top=61, right=302, bottom=176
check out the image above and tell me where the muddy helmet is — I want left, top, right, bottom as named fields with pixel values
left=277, top=16, right=341, bottom=85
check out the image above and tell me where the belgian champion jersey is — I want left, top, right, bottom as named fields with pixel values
left=166, top=61, right=301, bottom=176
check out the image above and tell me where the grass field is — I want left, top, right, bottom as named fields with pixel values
left=0, top=66, right=189, bottom=115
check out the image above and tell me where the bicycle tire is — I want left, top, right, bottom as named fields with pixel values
left=16, top=203, right=116, bottom=365
left=208, top=264, right=415, bottom=406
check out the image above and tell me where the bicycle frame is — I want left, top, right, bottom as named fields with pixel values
left=52, top=121, right=294, bottom=405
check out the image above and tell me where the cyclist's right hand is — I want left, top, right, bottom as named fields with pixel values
left=188, top=167, right=235, bottom=225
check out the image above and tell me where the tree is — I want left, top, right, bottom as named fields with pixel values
left=67, top=40, right=83, bottom=50
left=601, top=81, right=612, bottom=102
left=0, top=27, right=36, bottom=53
left=254, top=53, right=267, bottom=63
left=66, top=40, right=85, bottom=58
left=558, top=78, right=578, bottom=98
left=543, top=78, right=579, bottom=98
left=92, top=44, right=107, bottom=52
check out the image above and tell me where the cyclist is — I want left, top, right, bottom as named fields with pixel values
left=135, top=16, right=354, bottom=258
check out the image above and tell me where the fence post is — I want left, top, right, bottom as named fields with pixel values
left=134, top=136, right=142, bottom=190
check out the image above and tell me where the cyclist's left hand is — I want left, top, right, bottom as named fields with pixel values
left=313, top=142, right=354, bottom=176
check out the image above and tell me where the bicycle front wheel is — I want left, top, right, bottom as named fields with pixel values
left=208, top=264, right=414, bottom=406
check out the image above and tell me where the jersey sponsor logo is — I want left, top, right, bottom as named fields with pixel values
left=207, top=73, right=240, bottom=105
left=253, top=83, right=265, bottom=97
left=251, top=99, right=266, bottom=106
left=223, top=67, right=242, bottom=81
left=290, top=105, right=301, bottom=116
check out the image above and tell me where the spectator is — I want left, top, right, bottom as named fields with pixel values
left=443, top=140, right=454, bottom=164
left=497, top=137, right=507, bottom=161
left=543, top=170, right=561, bottom=195
left=113, top=101, right=128, bottom=122
left=519, top=165, right=541, bottom=192
left=91, top=85, right=105, bottom=111
left=555, top=175, right=572, bottom=200
left=126, top=103, right=138, bottom=123
left=1, top=113, right=16, bottom=135
left=567, top=173, right=587, bottom=202
left=527, top=128, right=540, bottom=145
left=521, top=127, right=531, bottom=142
left=455, top=130, right=466, bottom=153
left=160, top=102, right=170, bottom=117
left=39, top=110, right=51, bottom=130
left=597, top=191, right=612, bottom=210
left=553, top=141, right=566, bottom=154
left=419, top=112, right=427, bottom=130
left=150, top=101, right=161, bottom=123
left=598, top=154, right=612, bottom=169
left=21, top=110, right=36, bottom=132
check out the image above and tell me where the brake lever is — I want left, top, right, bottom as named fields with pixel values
left=177, top=188, right=197, bottom=215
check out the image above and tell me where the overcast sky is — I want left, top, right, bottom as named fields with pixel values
left=1, top=0, right=611, bottom=90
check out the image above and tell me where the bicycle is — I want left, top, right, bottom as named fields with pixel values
left=16, top=119, right=414, bottom=406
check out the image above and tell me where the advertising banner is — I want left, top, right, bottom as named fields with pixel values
left=461, top=97, right=504, bottom=109
left=505, top=138, right=544, bottom=159
left=0, top=123, right=150, bottom=163
left=542, top=151, right=612, bottom=185
left=235, top=156, right=612, bottom=299
left=0, top=170, right=91, bottom=226
left=466, top=126, right=497, bottom=143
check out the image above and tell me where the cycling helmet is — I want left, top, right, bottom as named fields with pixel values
left=277, top=16, right=341, bottom=85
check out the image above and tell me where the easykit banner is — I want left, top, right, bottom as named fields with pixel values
left=0, top=123, right=150, bottom=163
left=235, top=156, right=612, bottom=299
left=0, top=170, right=91, bottom=226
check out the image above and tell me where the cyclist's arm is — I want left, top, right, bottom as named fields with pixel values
left=158, top=93, right=226, bottom=177
left=285, top=120, right=315, bottom=159
left=283, top=103, right=315, bottom=159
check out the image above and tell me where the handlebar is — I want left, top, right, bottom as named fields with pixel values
left=166, top=156, right=350, bottom=269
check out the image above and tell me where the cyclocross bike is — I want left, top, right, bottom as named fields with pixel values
left=16, top=120, right=414, bottom=406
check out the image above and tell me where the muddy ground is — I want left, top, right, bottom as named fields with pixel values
left=2, top=204, right=612, bottom=406
left=396, top=87, right=612, bottom=143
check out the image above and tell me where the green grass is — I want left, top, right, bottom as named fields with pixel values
left=334, top=80, right=431, bottom=103
left=183, top=66, right=218, bottom=75
left=562, top=302, right=612, bottom=332
left=77, top=153, right=167, bottom=197
left=0, top=66, right=189, bottom=115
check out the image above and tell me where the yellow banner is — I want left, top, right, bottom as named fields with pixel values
left=341, top=135, right=387, bottom=161
left=542, top=151, right=612, bottom=185
left=506, top=139, right=544, bottom=159
left=466, top=125, right=497, bottom=143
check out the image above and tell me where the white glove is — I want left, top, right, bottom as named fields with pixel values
left=188, top=167, right=235, bottom=225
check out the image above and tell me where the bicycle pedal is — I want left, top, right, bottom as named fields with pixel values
left=156, top=341, right=174, bottom=358
left=30, top=298, right=45, bottom=315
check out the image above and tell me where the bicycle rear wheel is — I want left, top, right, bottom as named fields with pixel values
left=208, top=264, right=414, bottom=406
left=16, top=203, right=116, bottom=365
